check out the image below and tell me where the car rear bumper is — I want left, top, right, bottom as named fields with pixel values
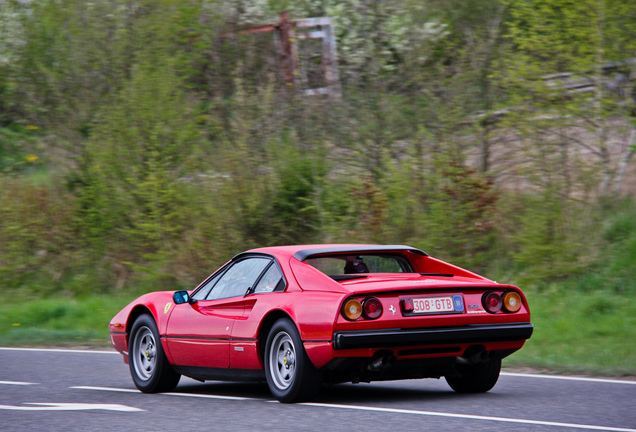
left=332, top=322, right=533, bottom=350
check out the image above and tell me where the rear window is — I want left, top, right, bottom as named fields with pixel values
left=305, top=253, right=413, bottom=275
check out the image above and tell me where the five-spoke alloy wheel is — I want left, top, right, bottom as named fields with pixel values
left=128, top=314, right=180, bottom=393
left=264, top=318, right=321, bottom=402
left=132, top=325, right=157, bottom=381
left=268, top=330, right=297, bottom=391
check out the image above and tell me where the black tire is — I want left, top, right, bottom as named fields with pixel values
left=445, top=358, right=502, bottom=393
left=128, top=314, right=180, bottom=393
left=264, top=318, right=322, bottom=403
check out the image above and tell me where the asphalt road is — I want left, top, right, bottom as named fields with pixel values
left=1, top=347, right=634, bottom=432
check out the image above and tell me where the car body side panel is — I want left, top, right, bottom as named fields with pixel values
left=228, top=290, right=345, bottom=369
left=164, top=297, right=249, bottom=368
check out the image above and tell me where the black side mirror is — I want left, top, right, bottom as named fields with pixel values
left=173, top=290, right=190, bottom=305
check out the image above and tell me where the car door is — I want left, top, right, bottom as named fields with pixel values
left=229, top=261, right=287, bottom=369
left=166, top=257, right=271, bottom=369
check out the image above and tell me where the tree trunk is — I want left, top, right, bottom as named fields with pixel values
left=612, top=126, right=636, bottom=195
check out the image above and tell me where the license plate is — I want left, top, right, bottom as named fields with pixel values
left=412, top=296, right=455, bottom=314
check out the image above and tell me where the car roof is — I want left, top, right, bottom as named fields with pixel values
left=246, top=244, right=428, bottom=261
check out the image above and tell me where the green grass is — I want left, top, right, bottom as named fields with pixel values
left=504, top=287, right=636, bottom=376
left=1, top=289, right=634, bottom=377
left=0, top=295, right=132, bottom=347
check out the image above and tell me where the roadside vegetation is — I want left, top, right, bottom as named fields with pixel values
left=0, top=0, right=635, bottom=376
left=1, top=280, right=635, bottom=376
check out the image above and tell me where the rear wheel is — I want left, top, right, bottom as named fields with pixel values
left=129, top=314, right=180, bottom=393
left=264, top=318, right=322, bottom=403
left=445, top=358, right=501, bottom=393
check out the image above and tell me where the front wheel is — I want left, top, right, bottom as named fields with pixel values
left=445, top=358, right=501, bottom=393
left=128, top=314, right=180, bottom=393
left=264, top=318, right=322, bottom=403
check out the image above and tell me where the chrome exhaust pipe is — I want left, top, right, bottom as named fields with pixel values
left=367, top=354, right=396, bottom=372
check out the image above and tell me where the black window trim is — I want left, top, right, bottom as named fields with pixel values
left=248, top=260, right=287, bottom=294
left=191, top=252, right=286, bottom=300
left=191, top=264, right=231, bottom=301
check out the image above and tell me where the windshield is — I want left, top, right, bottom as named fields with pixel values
left=305, top=253, right=414, bottom=275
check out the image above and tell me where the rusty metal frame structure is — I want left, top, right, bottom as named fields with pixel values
left=229, top=12, right=341, bottom=98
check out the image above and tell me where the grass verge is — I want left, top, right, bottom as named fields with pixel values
left=0, top=289, right=634, bottom=377
left=504, top=287, right=635, bottom=376
left=0, top=295, right=131, bottom=347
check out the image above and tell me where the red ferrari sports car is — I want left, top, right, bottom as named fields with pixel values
left=109, top=244, right=532, bottom=402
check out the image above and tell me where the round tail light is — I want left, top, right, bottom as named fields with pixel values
left=362, top=297, right=383, bottom=319
left=503, top=291, right=522, bottom=313
left=342, top=299, right=363, bottom=320
left=482, top=292, right=502, bottom=313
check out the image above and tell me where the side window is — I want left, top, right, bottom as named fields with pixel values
left=206, top=258, right=270, bottom=301
left=253, top=264, right=285, bottom=293
left=191, top=271, right=224, bottom=301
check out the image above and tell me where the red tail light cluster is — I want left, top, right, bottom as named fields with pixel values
left=482, top=291, right=523, bottom=313
left=342, top=299, right=363, bottom=320
left=362, top=297, right=383, bottom=319
left=342, top=297, right=383, bottom=320
left=503, top=291, right=522, bottom=313
left=482, top=292, right=503, bottom=313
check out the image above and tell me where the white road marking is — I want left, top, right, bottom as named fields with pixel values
left=0, top=403, right=143, bottom=412
left=163, top=391, right=255, bottom=401
left=0, top=380, right=36, bottom=386
left=501, top=372, right=636, bottom=385
left=300, top=402, right=636, bottom=432
left=71, top=386, right=255, bottom=401
left=71, top=386, right=139, bottom=393
left=73, top=385, right=636, bottom=431
left=3, top=347, right=633, bottom=429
